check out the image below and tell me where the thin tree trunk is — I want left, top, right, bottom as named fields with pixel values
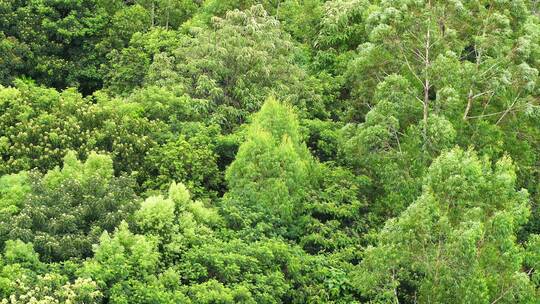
left=165, top=0, right=170, bottom=30
left=151, top=1, right=155, bottom=27
left=423, top=2, right=431, bottom=139
left=496, top=95, right=519, bottom=125
left=463, top=89, right=473, bottom=120
left=391, top=269, right=400, bottom=304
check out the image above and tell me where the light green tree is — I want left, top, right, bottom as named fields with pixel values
left=222, top=97, right=315, bottom=238
left=357, top=148, right=535, bottom=303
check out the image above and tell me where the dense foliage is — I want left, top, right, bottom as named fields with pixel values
left=0, top=0, right=539, bottom=303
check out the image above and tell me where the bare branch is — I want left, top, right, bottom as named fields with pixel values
left=398, top=43, right=424, bottom=87
left=463, top=89, right=473, bottom=120
left=496, top=94, right=521, bottom=125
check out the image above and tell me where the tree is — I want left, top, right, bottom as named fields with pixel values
left=0, top=32, right=27, bottom=86
left=78, top=222, right=188, bottom=303
left=143, top=131, right=221, bottom=199
left=144, top=5, right=328, bottom=131
left=221, top=97, right=315, bottom=238
left=357, top=148, right=535, bottom=303
left=331, top=0, right=539, bottom=174
left=0, top=151, right=139, bottom=262
left=341, top=74, right=456, bottom=224
left=0, top=81, right=165, bottom=180
left=0, top=172, right=29, bottom=218
left=80, top=182, right=222, bottom=303
left=136, top=0, right=200, bottom=29
left=102, top=27, right=186, bottom=95
left=0, top=0, right=119, bottom=94
left=135, top=181, right=221, bottom=264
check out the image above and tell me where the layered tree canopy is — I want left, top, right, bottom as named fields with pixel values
left=0, top=0, right=539, bottom=303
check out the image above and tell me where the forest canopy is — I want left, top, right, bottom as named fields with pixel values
left=0, top=0, right=539, bottom=303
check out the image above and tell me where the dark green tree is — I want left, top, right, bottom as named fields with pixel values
left=0, top=151, right=139, bottom=262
